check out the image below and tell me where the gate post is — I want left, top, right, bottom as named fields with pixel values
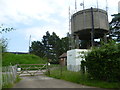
left=47, top=63, right=50, bottom=76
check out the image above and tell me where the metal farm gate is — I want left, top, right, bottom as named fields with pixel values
left=17, top=64, right=49, bottom=76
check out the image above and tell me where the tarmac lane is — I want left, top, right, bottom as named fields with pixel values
left=13, top=75, right=96, bottom=88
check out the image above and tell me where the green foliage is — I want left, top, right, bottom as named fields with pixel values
left=2, top=53, right=47, bottom=66
left=14, top=75, right=22, bottom=83
left=0, top=38, right=8, bottom=52
left=30, top=31, right=69, bottom=64
left=2, top=83, right=13, bottom=88
left=48, top=66, right=120, bottom=88
left=0, top=24, right=15, bottom=52
left=110, top=13, right=120, bottom=32
left=2, top=75, right=21, bottom=88
left=30, top=41, right=45, bottom=57
left=0, top=24, right=14, bottom=34
left=109, top=13, right=120, bottom=41
left=81, top=60, right=86, bottom=74
left=85, top=41, right=120, bottom=82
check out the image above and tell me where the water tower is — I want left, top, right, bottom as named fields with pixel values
left=67, top=7, right=110, bottom=72
left=70, top=8, right=109, bottom=49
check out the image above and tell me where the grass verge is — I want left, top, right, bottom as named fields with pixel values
left=2, top=52, right=47, bottom=66
left=2, top=75, right=21, bottom=88
left=47, top=66, right=120, bottom=88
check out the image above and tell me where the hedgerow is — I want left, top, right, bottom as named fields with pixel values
left=85, top=41, right=120, bottom=82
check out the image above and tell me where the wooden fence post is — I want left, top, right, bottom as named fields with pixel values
left=60, top=65, right=62, bottom=77
left=47, top=63, right=50, bottom=76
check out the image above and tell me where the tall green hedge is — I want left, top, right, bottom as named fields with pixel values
left=85, top=41, right=120, bottom=82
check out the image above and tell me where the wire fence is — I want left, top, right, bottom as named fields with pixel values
left=2, top=65, right=17, bottom=87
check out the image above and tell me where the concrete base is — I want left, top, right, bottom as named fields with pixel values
left=67, top=65, right=80, bottom=72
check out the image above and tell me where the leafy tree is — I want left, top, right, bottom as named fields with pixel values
left=30, top=31, right=69, bottom=64
left=110, top=13, right=120, bottom=41
left=0, top=24, right=14, bottom=34
left=30, top=41, right=44, bottom=57
left=42, top=31, right=62, bottom=63
left=42, top=31, right=51, bottom=59
left=0, top=38, right=8, bottom=52
left=61, top=37, right=69, bottom=53
left=49, top=32, right=60, bottom=58
left=0, top=24, right=14, bottom=52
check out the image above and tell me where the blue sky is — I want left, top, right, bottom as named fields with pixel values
left=1, top=0, right=120, bottom=52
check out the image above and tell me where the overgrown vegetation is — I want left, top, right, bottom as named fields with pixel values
left=48, top=66, right=120, bottom=88
left=2, top=53, right=47, bottom=66
left=109, top=13, right=120, bottom=42
left=47, top=41, right=120, bottom=88
left=85, top=41, right=120, bottom=82
left=2, top=75, right=21, bottom=88
left=0, top=24, right=15, bottom=52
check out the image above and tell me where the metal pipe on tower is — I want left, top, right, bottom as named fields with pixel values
left=96, top=0, right=98, bottom=9
left=106, top=0, right=108, bottom=12
left=68, top=6, right=72, bottom=49
left=80, top=0, right=84, bottom=10
left=75, top=0, right=77, bottom=12
left=118, top=1, right=120, bottom=13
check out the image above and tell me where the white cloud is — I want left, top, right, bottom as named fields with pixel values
left=0, top=0, right=119, bottom=22
left=24, top=25, right=68, bottom=42
left=0, top=0, right=70, bottom=43
left=0, top=0, right=69, bottom=24
left=0, top=0, right=120, bottom=41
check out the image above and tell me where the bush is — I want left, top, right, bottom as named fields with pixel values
left=85, top=41, right=120, bottom=82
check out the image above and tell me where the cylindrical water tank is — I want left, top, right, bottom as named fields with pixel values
left=71, top=8, right=109, bottom=40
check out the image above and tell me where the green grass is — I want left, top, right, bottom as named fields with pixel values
left=2, top=83, right=13, bottom=88
left=2, top=75, right=21, bottom=88
left=2, top=53, right=47, bottom=66
left=48, top=66, right=120, bottom=88
left=14, top=75, right=22, bottom=83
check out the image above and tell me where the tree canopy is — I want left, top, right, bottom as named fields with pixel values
left=0, top=24, right=14, bottom=34
left=30, top=31, right=69, bottom=64
left=109, top=13, right=120, bottom=41
left=0, top=24, right=14, bottom=52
